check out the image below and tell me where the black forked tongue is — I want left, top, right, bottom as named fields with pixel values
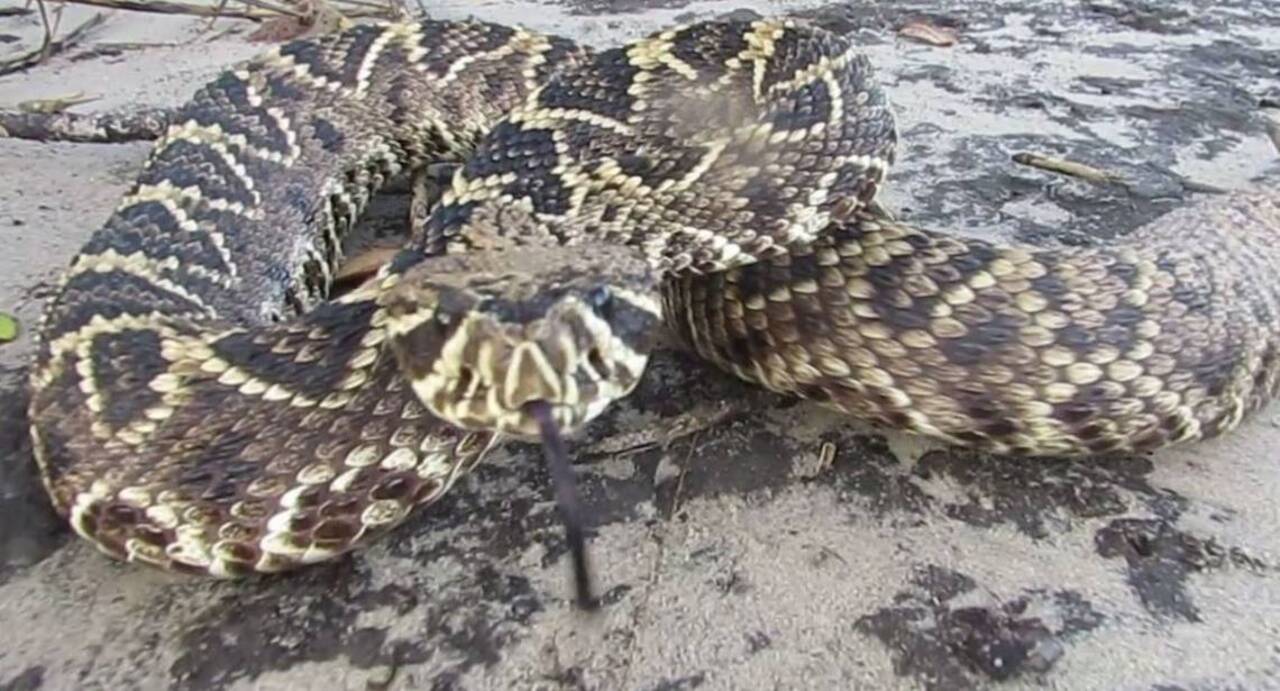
left=526, top=401, right=600, bottom=611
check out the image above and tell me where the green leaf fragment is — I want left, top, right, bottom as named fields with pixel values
left=0, top=312, right=18, bottom=342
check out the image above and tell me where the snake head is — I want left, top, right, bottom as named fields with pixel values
left=383, top=244, right=661, bottom=438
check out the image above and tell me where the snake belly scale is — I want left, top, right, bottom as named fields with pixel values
left=26, top=18, right=1280, bottom=578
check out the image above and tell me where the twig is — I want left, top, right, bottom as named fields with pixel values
left=1013, top=151, right=1228, bottom=195
left=70, top=41, right=185, bottom=61
left=36, top=0, right=54, bottom=62
left=1012, top=152, right=1124, bottom=185
left=0, top=7, right=34, bottom=16
left=0, top=7, right=104, bottom=77
left=55, top=0, right=280, bottom=20
left=18, top=92, right=99, bottom=113
left=204, top=0, right=232, bottom=29
left=1178, top=178, right=1230, bottom=195
left=0, top=108, right=172, bottom=143
left=54, top=0, right=398, bottom=22
left=329, top=0, right=391, bottom=10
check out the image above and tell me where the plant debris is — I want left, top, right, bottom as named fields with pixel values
left=248, top=0, right=352, bottom=42
left=0, top=108, right=171, bottom=142
left=1012, top=152, right=1125, bottom=185
left=17, top=93, right=99, bottom=114
left=56, top=0, right=403, bottom=21
left=0, top=2, right=106, bottom=77
left=899, top=20, right=958, bottom=46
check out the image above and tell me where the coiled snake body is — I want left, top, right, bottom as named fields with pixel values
left=27, top=18, right=1280, bottom=579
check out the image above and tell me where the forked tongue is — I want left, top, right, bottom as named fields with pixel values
left=526, top=401, right=600, bottom=611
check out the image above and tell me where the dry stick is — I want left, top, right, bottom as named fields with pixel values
left=1013, top=151, right=1228, bottom=195
left=0, top=9, right=105, bottom=76
left=329, top=0, right=394, bottom=10
left=232, top=0, right=305, bottom=18
left=55, top=0, right=279, bottom=20
left=58, top=0, right=396, bottom=19
left=204, top=0, right=232, bottom=29
left=35, top=0, right=54, bottom=61
left=0, top=108, right=172, bottom=142
left=0, top=0, right=52, bottom=76
left=1012, top=152, right=1124, bottom=185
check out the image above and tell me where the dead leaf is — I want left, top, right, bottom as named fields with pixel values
left=899, top=20, right=958, bottom=47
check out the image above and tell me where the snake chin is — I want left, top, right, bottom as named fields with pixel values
left=384, top=245, right=662, bottom=438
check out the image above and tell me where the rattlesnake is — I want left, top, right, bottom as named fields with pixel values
left=27, top=18, right=1280, bottom=596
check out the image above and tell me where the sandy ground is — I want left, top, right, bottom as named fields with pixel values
left=2, top=0, right=1280, bottom=689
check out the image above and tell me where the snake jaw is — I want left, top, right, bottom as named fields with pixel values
left=384, top=246, right=662, bottom=438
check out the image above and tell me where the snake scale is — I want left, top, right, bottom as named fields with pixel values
left=26, top=18, right=1280, bottom=583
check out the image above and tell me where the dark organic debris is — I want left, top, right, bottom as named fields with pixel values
left=1094, top=518, right=1269, bottom=622
left=856, top=565, right=1104, bottom=689
left=0, top=368, right=69, bottom=582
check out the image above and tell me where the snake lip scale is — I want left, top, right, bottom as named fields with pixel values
left=25, top=17, right=1280, bottom=603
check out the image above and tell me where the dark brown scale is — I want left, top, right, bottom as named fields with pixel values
left=209, top=300, right=378, bottom=400
left=767, top=77, right=833, bottom=132
left=285, top=512, right=316, bottom=533
left=535, top=48, right=638, bottom=122
left=134, top=525, right=170, bottom=547
left=47, top=270, right=210, bottom=344
left=371, top=473, right=419, bottom=501
left=319, top=496, right=363, bottom=518
left=414, top=21, right=517, bottom=77
left=217, top=542, right=261, bottom=567
left=102, top=501, right=143, bottom=526
left=86, top=329, right=170, bottom=432
left=667, top=193, right=1280, bottom=456
left=312, top=518, right=360, bottom=544
left=28, top=19, right=564, bottom=574
left=219, top=521, right=258, bottom=541
left=413, top=479, right=444, bottom=504
left=97, top=199, right=243, bottom=274
left=140, top=138, right=257, bottom=205
left=26, top=14, right=1280, bottom=588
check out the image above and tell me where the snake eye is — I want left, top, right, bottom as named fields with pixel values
left=586, top=286, right=613, bottom=315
